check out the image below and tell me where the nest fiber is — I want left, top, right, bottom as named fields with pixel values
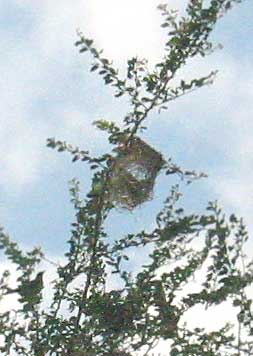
left=109, top=137, right=165, bottom=209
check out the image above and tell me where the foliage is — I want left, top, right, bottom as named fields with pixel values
left=0, top=1, right=252, bottom=355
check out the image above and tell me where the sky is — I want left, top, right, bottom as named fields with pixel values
left=0, top=0, right=253, bottom=353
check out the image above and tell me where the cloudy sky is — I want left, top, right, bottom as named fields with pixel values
left=0, top=0, right=252, bottom=252
left=0, top=0, right=252, bottom=352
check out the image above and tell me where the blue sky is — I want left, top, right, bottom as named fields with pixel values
left=0, top=1, right=253, bottom=348
left=0, top=0, right=252, bottom=256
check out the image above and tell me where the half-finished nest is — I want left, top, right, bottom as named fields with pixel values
left=108, top=137, right=165, bottom=210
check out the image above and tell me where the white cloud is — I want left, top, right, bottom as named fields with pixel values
left=206, top=60, right=253, bottom=231
left=84, top=0, right=165, bottom=63
left=0, top=66, right=37, bottom=191
left=0, top=0, right=181, bottom=194
left=0, top=1, right=252, bottom=232
left=0, top=1, right=88, bottom=194
left=152, top=52, right=253, bottom=234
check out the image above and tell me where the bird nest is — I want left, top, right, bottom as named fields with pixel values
left=108, top=137, right=165, bottom=210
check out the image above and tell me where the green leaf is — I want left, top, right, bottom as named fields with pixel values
left=90, top=64, right=99, bottom=72
left=79, top=47, right=88, bottom=53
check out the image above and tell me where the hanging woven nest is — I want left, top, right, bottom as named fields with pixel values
left=108, top=136, right=165, bottom=210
